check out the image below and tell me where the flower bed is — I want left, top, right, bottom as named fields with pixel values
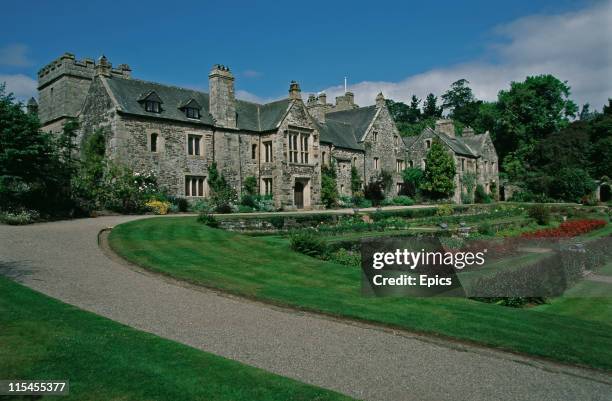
left=521, top=219, right=607, bottom=239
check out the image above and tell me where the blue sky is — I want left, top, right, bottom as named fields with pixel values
left=1, top=0, right=610, bottom=108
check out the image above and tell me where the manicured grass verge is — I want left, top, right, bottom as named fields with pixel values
left=533, top=281, right=612, bottom=325
left=109, top=217, right=612, bottom=371
left=0, top=275, right=355, bottom=401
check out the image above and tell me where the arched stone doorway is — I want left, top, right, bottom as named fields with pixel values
left=294, top=181, right=304, bottom=209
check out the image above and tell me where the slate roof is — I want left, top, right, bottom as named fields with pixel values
left=104, top=77, right=290, bottom=132
left=404, top=126, right=494, bottom=158
left=461, top=134, right=488, bottom=156
left=316, top=119, right=363, bottom=151
left=326, top=106, right=378, bottom=141
left=420, top=127, right=478, bottom=157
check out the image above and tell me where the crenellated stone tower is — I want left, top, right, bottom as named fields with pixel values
left=36, top=52, right=131, bottom=132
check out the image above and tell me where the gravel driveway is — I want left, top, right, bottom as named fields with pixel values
left=1, top=216, right=611, bottom=401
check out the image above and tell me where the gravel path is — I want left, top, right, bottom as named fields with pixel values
left=1, top=216, right=611, bottom=401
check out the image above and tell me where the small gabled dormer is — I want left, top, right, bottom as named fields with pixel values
left=138, top=91, right=163, bottom=113
left=179, top=98, right=201, bottom=119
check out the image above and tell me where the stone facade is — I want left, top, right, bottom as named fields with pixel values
left=404, top=120, right=499, bottom=202
left=36, top=52, right=499, bottom=208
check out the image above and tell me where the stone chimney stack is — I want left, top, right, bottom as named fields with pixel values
left=318, top=92, right=327, bottom=105
left=95, top=55, right=111, bottom=77
left=435, top=119, right=455, bottom=138
left=375, top=92, right=385, bottom=108
left=209, top=64, right=236, bottom=129
left=289, top=81, right=302, bottom=100
left=463, top=126, right=475, bottom=137
left=27, top=97, right=38, bottom=115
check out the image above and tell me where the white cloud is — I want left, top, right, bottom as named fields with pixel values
left=315, top=1, right=612, bottom=110
left=0, top=44, right=33, bottom=67
left=235, top=89, right=282, bottom=104
left=0, top=74, right=37, bottom=101
left=242, top=69, right=262, bottom=78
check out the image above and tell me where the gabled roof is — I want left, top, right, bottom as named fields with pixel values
left=408, top=126, right=484, bottom=158
left=317, top=119, right=363, bottom=151
left=104, top=76, right=290, bottom=132
left=178, top=98, right=202, bottom=109
left=461, top=134, right=489, bottom=156
left=326, top=106, right=378, bottom=139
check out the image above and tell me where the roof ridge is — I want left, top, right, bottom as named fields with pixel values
left=326, top=105, right=375, bottom=117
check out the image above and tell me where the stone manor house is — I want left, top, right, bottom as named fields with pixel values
left=34, top=53, right=499, bottom=209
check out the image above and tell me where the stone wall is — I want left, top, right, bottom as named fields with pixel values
left=331, top=147, right=364, bottom=196
left=275, top=100, right=321, bottom=209
left=362, top=105, right=405, bottom=196
left=38, top=53, right=130, bottom=130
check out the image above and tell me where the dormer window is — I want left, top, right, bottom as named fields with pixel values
left=185, top=107, right=200, bottom=119
left=179, top=98, right=202, bottom=120
left=145, top=100, right=161, bottom=113
left=139, top=91, right=163, bottom=114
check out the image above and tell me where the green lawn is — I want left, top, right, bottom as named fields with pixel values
left=109, top=217, right=612, bottom=371
left=0, top=275, right=355, bottom=401
left=534, top=281, right=612, bottom=325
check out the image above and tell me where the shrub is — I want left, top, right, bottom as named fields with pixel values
left=269, top=216, right=285, bottom=229
left=364, top=180, right=385, bottom=206
left=353, top=196, right=372, bottom=208
left=167, top=196, right=189, bottom=212
left=321, top=164, right=339, bottom=208
left=240, top=194, right=257, bottom=208
left=243, top=176, right=257, bottom=196
left=326, top=248, right=361, bottom=267
left=350, top=166, right=362, bottom=194
left=289, top=230, right=327, bottom=257
left=238, top=205, right=253, bottom=213
left=197, top=212, right=219, bottom=228
left=189, top=199, right=211, bottom=213
left=402, top=168, right=423, bottom=197
left=102, top=165, right=162, bottom=213
left=145, top=200, right=171, bottom=215
left=338, top=195, right=353, bottom=208
left=527, top=204, right=550, bottom=225
left=254, top=195, right=274, bottom=212
left=391, top=196, right=415, bottom=206
left=478, top=221, right=494, bottom=235
left=474, top=184, right=492, bottom=204
left=0, top=209, right=40, bottom=225
left=435, top=204, right=453, bottom=217
left=550, top=167, right=596, bottom=203
left=208, top=162, right=238, bottom=213
left=508, top=190, right=534, bottom=202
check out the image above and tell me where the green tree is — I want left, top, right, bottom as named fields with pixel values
left=494, top=74, right=578, bottom=163
left=243, top=175, right=257, bottom=196
left=407, top=95, right=421, bottom=124
left=0, top=84, right=73, bottom=213
left=420, top=140, right=456, bottom=199
left=72, top=129, right=106, bottom=211
left=207, top=162, right=237, bottom=213
left=422, top=93, right=442, bottom=119
left=550, top=167, right=596, bottom=203
left=385, top=99, right=410, bottom=123
left=442, top=79, right=482, bottom=128
left=350, top=165, right=362, bottom=194
left=321, top=163, right=338, bottom=208
left=401, top=167, right=423, bottom=197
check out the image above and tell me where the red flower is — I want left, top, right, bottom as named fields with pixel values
left=521, top=219, right=607, bottom=239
